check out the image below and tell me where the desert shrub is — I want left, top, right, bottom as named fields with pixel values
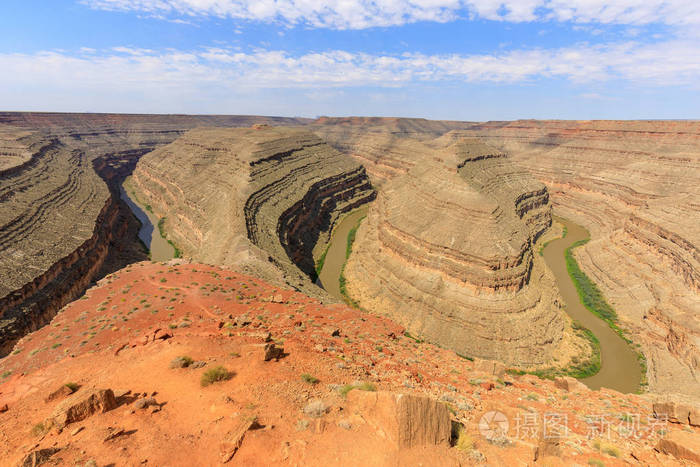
left=170, top=355, right=194, bottom=368
left=301, top=373, right=319, bottom=384
left=64, top=382, right=79, bottom=392
left=201, top=366, right=232, bottom=387
left=593, top=440, right=620, bottom=458
left=454, top=425, right=473, bottom=452
left=31, top=421, right=50, bottom=436
left=338, top=382, right=376, bottom=397
left=303, top=399, right=328, bottom=418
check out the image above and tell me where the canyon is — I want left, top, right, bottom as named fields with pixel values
left=129, top=126, right=376, bottom=299
left=0, top=113, right=307, bottom=355
left=444, top=120, right=700, bottom=398
left=341, top=138, right=586, bottom=368
left=0, top=113, right=698, bottom=465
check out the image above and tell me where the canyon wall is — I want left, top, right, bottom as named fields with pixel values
left=130, top=126, right=375, bottom=298
left=445, top=120, right=700, bottom=396
left=0, top=113, right=310, bottom=353
left=342, top=137, right=587, bottom=367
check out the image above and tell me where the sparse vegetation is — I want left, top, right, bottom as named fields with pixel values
left=454, top=425, right=474, bottom=452
left=565, top=233, right=648, bottom=390
left=404, top=331, right=423, bottom=343
left=338, top=214, right=366, bottom=308
left=303, top=399, right=328, bottom=418
left=170, top=355, right=194, bottom=368
left=315, top=242, right=331, bottom=278
left=31, top=421, right=50, bottom=436
left=64, top=382, right=79, bottom=392
left=200, top=366, right=232, bottom=387
left=301, top=373, right=320, bottom=384
left=157, top=217, right=182, bottom=258
left=338, top=381, right=376, bottom=398
left=593, top=439, right=620, bottom=458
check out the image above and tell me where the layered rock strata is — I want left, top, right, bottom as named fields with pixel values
left=0, top=136, right=116, bottom=355
left=311, top=117, right=475, bottom=187
left=130, top=127, right=375, bottom=298
left=343, top=139, right=582, bottom=367
left=0, top=113, right=309, bottom=353
left=443, top=120, right=700, bottom=396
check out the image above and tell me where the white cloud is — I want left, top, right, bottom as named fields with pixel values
left=2, top=40, right=699, bottom=99
left=82, top=0, right=700, bottom=29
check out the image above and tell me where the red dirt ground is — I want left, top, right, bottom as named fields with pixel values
left=0, top=261, right=694, bottom=466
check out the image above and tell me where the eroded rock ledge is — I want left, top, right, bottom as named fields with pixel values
left=131, top=127, right=375, bottom=298
left=344, top=139, right=582, bottom=367
left=443, top=120, right=700, bottom=397
left=0, top=113, right=311, bottom=354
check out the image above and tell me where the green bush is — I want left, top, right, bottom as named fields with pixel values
left=301, top=373, right=320, bottom=384
left=338, top=381, right=376, bottom=397
left=64, top=382, right=79, bottom=392
left=201, top=366, right=232, bottom=387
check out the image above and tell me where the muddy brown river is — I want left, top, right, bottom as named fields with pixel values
left=120, top=178, right=175, bottom=262
left=316, top=208, right=367, bottom=301
left=542, top=216, right=641, bottom=393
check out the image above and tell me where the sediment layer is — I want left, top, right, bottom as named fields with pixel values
left=343, top=138, right=582, bottom=367
left=130, top=126, right=375, bottom=298
left=445, top=120, right=700, bottom=396
left=0, top=113, right=310, bottom=352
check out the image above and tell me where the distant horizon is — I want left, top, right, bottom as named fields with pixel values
left=1, top=109, right=699, bottom=123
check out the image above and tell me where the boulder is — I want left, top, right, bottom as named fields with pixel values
left=691, top=407, right=700, bottom=427
left=220, top=417, right=258, bottom=463
left=234, top=314, right=251, bottom=327
left=347, top=391, right=451, bottom=449
left=44, top=384, right=75, bottom=403
left=0, top=403, right=8, bottom=413
left=263, top=343, right=284, bottom=361
left=134, top=397, right=157, bottom=410
left=51, top=389, right=117, bottom=427
left=19, top=448, right=60, bottom=467
left=554, top=376, right=589, bottom=393
left=653, top=398, right=700, bottom=426
left=473, top=358, right=506, bottom=379
left=656, top=430, right=700, bottom=463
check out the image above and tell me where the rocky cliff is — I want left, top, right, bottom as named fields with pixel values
left=342, top=138, right=586, bottom=368
left=130, top=127, right=375, bottom=298
left=0, top=113, right=310, bottom=354
left=444, top=120, right=700, bottom=397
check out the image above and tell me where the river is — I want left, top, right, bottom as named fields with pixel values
left=542, top=216, right=642, bottom=393
left=316, top=208, right=367, bottom=301
left=120, top=178, right=175, bottom=262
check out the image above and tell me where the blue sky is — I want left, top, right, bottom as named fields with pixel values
left=1, top=0, right=699, bottom=119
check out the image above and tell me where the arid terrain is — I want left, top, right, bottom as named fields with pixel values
left=0, top=113, right=698, bottom=465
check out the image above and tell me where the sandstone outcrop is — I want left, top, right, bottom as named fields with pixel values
left=554, top=376, right=590, bottom=393
left=51, top=389, right=117, bottom=428
left=347, top=390, right=452, bottom=448
left=655, top=430, right=700, bottom=463
left=343, top=138, right=583, bottom=367
left=442, top=120, right=700, bottom=397
left=653, top=397, right=700, bottom=426
left=130, top=127, right=375, bottom=297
